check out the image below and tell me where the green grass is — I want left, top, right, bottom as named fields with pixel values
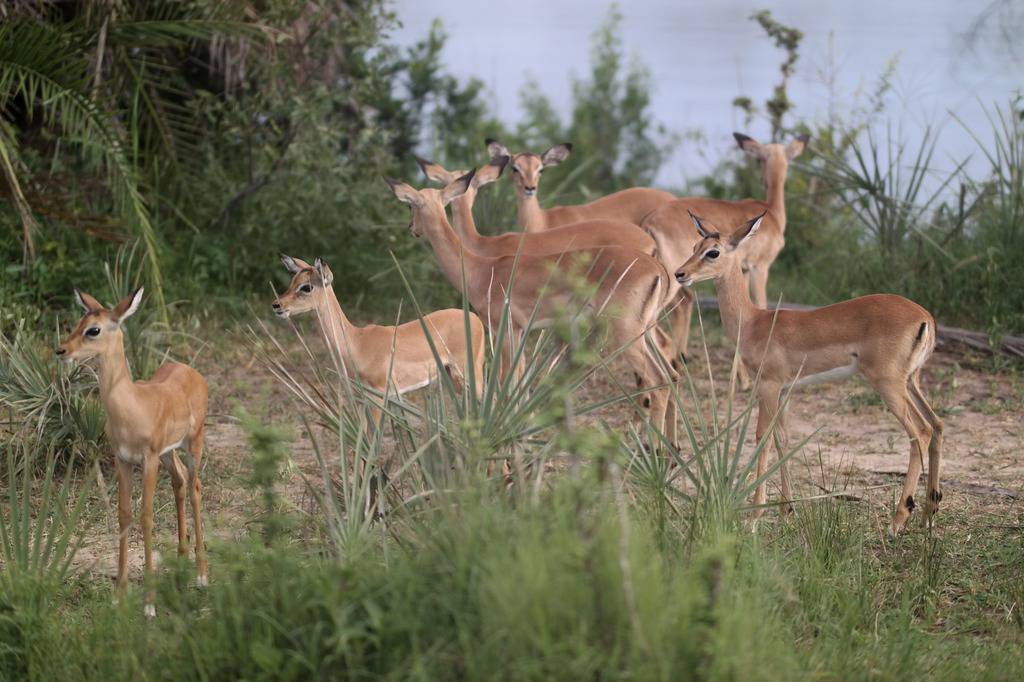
left=3, top=299, right=1023, bottom=680
left=3, top=478, right=1022, bottom=680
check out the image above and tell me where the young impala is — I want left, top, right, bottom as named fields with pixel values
left=485, top=138, right=676, bottom=233
left=643, top=133, right=808, bottom=379
left=273, top=255, right=486, bottom=420
left=416, top=155, right=681, bottom=367
left=674, top=212, right=944, bottom=535
left=56, top=288, right=208, bottom=616
left=385, top=171, right=678, bottom=442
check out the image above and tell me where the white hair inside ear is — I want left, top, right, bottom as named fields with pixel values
left=119, top=287, right=145, bottom=321
left=74, top=289, right=92, bottom=312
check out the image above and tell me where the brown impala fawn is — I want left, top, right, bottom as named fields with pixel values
left=56, top=288, right=208, bottom=616
left=272, top=255, right=486, bottom=422
left=484, top=138, right=676, bottom=233
left=674, top=212, right=943, bottom=535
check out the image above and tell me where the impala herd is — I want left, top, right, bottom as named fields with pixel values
left=56, top=133, right=944, bottom=614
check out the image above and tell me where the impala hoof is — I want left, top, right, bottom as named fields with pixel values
left=143, top=603, right=156, bottom=618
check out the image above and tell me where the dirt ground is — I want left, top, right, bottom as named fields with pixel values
left=71, top=326, right=1024, bottom=581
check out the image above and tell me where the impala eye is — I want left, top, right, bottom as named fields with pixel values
left=511, top=166, right=520, bottom=174
left=85, top=327, right=101, bottom=337
left=705, top=249, right=720, bottom=260
left=300, top=284, right=313, bottom=294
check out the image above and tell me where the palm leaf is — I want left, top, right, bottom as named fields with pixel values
left=0, top=20, right=167, bottom=314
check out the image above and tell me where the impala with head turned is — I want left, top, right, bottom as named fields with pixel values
left=57, top=288, right=208, bottom=617
left=385, top=170, right=679, bottom=443
left=273, top=254, right=486, bottom=422
left=643, top=132, right=809, bottom=385
left=675, top=211, right=943, bottom=535
left=485, top=138, right=676, bottom=233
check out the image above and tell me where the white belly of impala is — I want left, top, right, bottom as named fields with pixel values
left=160, top=439, right=185, bottom=456
left=787, top=357, right=860, bottom=389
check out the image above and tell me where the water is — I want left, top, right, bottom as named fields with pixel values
left=390, top=0, right=1021, bottom=188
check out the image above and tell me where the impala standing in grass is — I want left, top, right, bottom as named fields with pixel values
left=385, top=171, right=679, bottom=443
left=674, top=211, right=943, bottom=535
left=416, top=155, right=680, bottom=368
left=643, top=133, right=808, bottom=383
left=273, top=255, right=486, bottom=422
left=56, top=288, right=208, bottom=616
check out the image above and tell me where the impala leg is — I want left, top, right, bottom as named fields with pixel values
left=115, top=456, right=133, bottom=593
left=772, top=405, right=794, bottom=513
left=624, top=334, right=668, bottom=442
left=161, top=452, right=189, bottom=557
left=187, top=428, right=208, bottom=587
left=752, top=384, right=784, bottom=519
left=668, top=287, right=694, bottom=363
left=873, top=378, right=932, bottom=535
left=649, top=331, right=680, bottom=449
left=909, top=371, right=944, bottom=520
left=140, top=453, right=159, bottom=617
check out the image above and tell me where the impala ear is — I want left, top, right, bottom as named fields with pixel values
left=473, top=155, right=508, bottom=187
left=314, top=257, right=334, bottom=286
left=281, top=254, right=313, bottom=273
left=687, top=210, right=715, bottom=240
left=441, top=169, right=476, bottom=205
left=112, top=287, right=144, bottom=322
left=281, top=253, right=300, bottom=274
left=733, top=132, right=766, bottom=160
left=415, top=155, right=452, bottom=184
left=729, top=212, right=766, bottom=249
left=485, top=137, right=510, bottom=160
left=541, top=143, right=572, bottom=167
left=786, top=134, right=809, bottom=160
left=384, top=177, right=424, bottom=207
left=74, top=289, right=103, bottom=313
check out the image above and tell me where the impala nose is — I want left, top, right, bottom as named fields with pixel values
left=54, top=347, right=66, bottom=356
left=271, top=301, right=281, bottom=311
left=675, top=270, right=691, bottom=286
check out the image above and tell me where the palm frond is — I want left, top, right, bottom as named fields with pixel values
left=0, top=20, right=166, bottom=313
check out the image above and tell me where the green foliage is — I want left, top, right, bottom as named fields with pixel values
left=511, top=7, right=677, bottom=199
left=748, top=9, right=803, bottom=141
left=0, top=325, right=105, bottom=459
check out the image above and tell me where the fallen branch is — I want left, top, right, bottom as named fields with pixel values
left=696, top=297, right=1024, bottom=358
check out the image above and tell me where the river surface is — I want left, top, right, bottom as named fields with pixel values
left=390, top=0, right=1021, bottom=188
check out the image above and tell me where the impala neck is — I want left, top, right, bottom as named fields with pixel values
left=96, top=334, right=134, bottom=406
left=449, top=186, right=485, bottom=247
left=714, top=259, right=762, bottom=345
left=516, top=193, right=546, bottom=231
left=764, top=157, right=789, bottom=225
left=316, top=286, right=358, bottom=368
left=418, top=204, right=480, bottom=295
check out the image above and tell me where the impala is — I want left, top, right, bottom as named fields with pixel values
left=56, top=288, right=208, bottom=616
left=273, top=255, right=486, bottom=421
left=485, top=138, right=676, bottom=233
left=674, top=211, right=943, bottom=535
left=416, top=155, right=681, bottom=367
left=642, top=132, right=808, bottom=376
left=385, top=171, right=678, bottom=441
